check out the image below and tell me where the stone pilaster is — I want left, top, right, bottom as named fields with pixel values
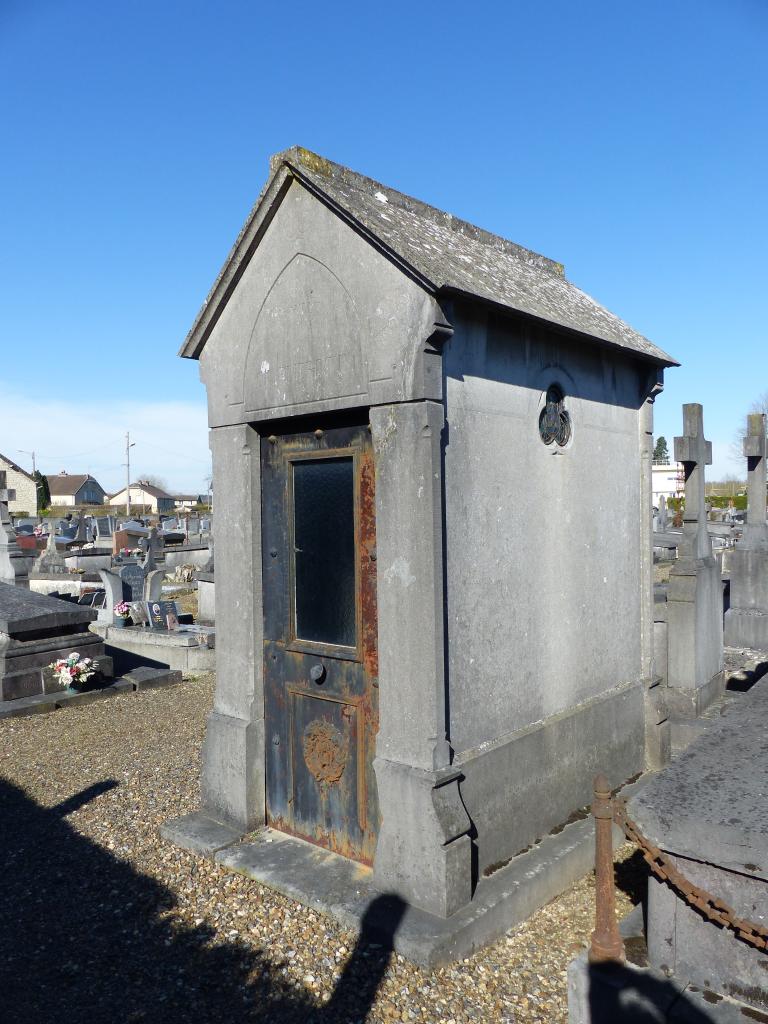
left=640, top=382, right=670, bottom=768
left=200, top=423, right=265, bottom=831
left=370, top=401, right=472, bottom=918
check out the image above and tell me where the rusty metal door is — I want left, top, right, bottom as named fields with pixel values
left=261, top=422, right=379, bottom=865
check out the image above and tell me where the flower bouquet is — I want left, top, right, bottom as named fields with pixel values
left=48, top=652, right=99, bottom=692
left=113, top=601, right=132, bottom=628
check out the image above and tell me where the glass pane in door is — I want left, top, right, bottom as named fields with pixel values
left=293, top=457, right=356, bottom=646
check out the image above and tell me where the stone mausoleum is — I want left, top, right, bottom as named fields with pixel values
left=165, top=148, right=677, bottom=957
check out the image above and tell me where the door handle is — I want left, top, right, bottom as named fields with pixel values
left=310, top=664, right=326, bottom=685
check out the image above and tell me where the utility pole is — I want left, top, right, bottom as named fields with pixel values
left=125, top=433, right=135, bottom=518
left=18, top=450, right=36, bottom=474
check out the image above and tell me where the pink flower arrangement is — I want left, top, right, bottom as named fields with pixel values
left=114, top=601, right=131, bottom=619
left=48, top=653, right=98, bottom=688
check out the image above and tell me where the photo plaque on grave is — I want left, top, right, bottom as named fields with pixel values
left=146, top=599, right=179, bottom=629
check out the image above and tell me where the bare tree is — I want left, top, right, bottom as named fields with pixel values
left=137, top=473, right=169, bottom=491
left=732, top=390, right=768, bottom=461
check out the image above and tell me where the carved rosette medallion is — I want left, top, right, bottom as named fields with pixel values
left=302, top=719, right=347, bottom=786
left=539, top=386, right=571, bottom=447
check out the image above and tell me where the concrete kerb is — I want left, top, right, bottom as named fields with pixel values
left=161, top=784, right=641, bottom=969
left=0, top=668, right=182, bottom=719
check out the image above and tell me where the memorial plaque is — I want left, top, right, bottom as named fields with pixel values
left=146, top=599, right=179, bottom=629
left=119, top=563, right=145, bottom=602
left=96, top=517, right=112, bottom=537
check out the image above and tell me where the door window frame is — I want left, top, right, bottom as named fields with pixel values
left=285, top=444, right=363, bottom=664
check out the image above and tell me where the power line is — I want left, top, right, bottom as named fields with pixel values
left=31, top=436, right=125, bottom=461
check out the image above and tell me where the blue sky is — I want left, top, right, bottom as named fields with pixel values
left=1, top=0, right=765, bottom=491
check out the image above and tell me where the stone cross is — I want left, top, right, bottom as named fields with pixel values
left=0, top=471, right=16, bottom=527
left=744, top=413, right=767, bottom=528
left=674, top=403, right=712, bottom=562
left=0, top=471, right=30, bottom=587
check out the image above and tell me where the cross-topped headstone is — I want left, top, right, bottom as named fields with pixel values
left=674, top=403, right=713, bottom=562
left=0, top=471, right=17, bottom=526
left=744, top=413, right=767, bottom=529
left=0, top=472, right=30, bottom=587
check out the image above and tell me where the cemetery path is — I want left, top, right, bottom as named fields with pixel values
left=0, top=676, right=638, bottom=1024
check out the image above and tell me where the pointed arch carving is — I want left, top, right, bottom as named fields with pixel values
left=243, top=253, right=367, bottom=415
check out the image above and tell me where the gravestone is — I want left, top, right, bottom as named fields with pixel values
left=128, top=600, right=149, bottom=626
left=657, top=495, right=668, bottom=532
left=32, top=525, right=68, bottom=575
left=0, top=582, right=110, bottom=700
left=200, top=532, right=214, bottom=573
left=72, top=516, right=89, bottom=546
left=119, top=563, right=145, bottom=603
left=59, top=520, right=78, bottom=541
left=141, top=539, right=155, bottom=572
left=98, top=569, right=124, bottom=623
left=628, top=681, right=768, bottom=1013
left=666, top=404, right=724, bottom=717
left=724, top=413, right=768, bottom=649
left=141, top=526, right=163, bottom=573
left=145, top=568, right=164, bottom=603
left=163, top=146, right=678, bottom=955
left=96, top=516, right=113, bottom=538
left=0, top=472, right=31, bottom=588
left=113, top=521, right=148, bottom=556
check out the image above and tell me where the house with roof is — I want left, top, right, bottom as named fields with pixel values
left=107, top=481, right=175, bottom=514
left=46, top=471, right=106, bottom=507
left=0, top=453, right=37, bottom=515
left=173, top=493, right=205, bottom=510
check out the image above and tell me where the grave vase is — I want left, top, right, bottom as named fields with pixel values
left=113, top=616, right=131, bottom=629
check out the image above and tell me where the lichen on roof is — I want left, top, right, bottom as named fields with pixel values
left=181, top=146, right=677, bottom=367
left=281, top=146, right=676, bottom=366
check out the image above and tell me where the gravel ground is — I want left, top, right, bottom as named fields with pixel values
left=0, top=675, right=640, bottom=1024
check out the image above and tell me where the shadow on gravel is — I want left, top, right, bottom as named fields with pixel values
left=614, top=849, right=649, bottom=906
left=0, top=778, right=404, bottom=1024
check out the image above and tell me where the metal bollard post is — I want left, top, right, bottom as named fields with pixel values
left=588, top=772, right=625, bottom=963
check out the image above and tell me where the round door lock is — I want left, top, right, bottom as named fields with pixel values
left=309, top=664, right=326, bottom=685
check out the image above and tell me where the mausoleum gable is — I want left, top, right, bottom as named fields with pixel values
left=181, top=147, right=677, bottom=369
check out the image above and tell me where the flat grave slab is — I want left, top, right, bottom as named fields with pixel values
left=0, top=582, right=96, bottom=635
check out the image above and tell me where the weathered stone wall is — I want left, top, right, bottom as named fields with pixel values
left=0, top=461, right=37, bottom=516
left=198, top=178, right=444, bottom=427
left=442, top=305, right=648, bottom=869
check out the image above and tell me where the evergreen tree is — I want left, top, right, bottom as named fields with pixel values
left=34, top=471, right=51, bottom=511
left=653, top=436, right=669, bottom=464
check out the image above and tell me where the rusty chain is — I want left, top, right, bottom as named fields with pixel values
left=613, top=797, right=768, bottom=953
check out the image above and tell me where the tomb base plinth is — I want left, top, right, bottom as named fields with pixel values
left=666, top=554, right=724, bottom=718
left=161, top=803, right=626, bottom=967
left=372, top=758, right=472, bottom=919
left=200, top=709, right=265, bottom=833
left=724, top=544, right=768, bottom=649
